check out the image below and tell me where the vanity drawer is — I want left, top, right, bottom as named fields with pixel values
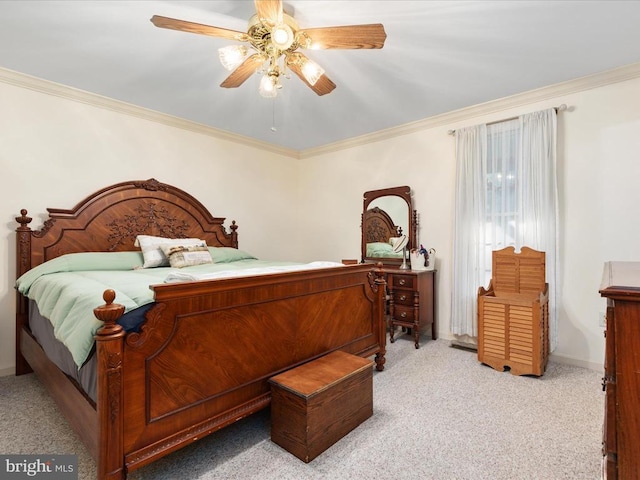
left=392, top=305, right=415, bottom=322
left=393, top=291, right=414, bottom=306
left=392, top=274, right=415, bottom=290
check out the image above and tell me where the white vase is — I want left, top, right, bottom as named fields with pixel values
left=410, top=251, right=428, bottom=270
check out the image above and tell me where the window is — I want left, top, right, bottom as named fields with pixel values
left=482, top=120, right=519, bottom=285
left=451, top=109, right=557, bottom=348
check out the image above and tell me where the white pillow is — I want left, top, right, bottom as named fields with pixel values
left=160, top=244, right=213, bottom=268
left=134, top=235, right=205, bottom=268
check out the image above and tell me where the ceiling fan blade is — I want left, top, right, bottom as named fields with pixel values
left=150, top=15, right=248, bottom=42
left=220, top=54, right=266, bottom=88
left=255, top=0, right=283, bottom=24
left=287, top=58, right=336, bottom=96
left=299, top=24, right=386, bottom=49
left=304, top=73, right=337, bottom=96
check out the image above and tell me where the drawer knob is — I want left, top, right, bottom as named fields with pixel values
left=399, top=294, right=407, bottom=301
left=400, top=312, right=407, bottom=318
left=399, top=279, right=406, bottom=285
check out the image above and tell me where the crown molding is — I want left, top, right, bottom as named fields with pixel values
left=299, top=62, right=640, bottom=159
left=3, top=62, right=640, bottom=161
left=0, top=67, right=300, bottom=159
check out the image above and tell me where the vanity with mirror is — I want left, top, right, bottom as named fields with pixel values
left=362, top=186, right=437, bottom=348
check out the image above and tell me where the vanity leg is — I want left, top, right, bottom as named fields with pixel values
left=413, top=291, right=420, bottom=348
left=388, top=288, right=396, bottom=343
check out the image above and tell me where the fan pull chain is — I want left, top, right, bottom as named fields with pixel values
left=271, top=98, right=277, bottom=132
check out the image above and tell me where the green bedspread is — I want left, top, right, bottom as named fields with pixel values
left=16, top=250, right=299, bottom=368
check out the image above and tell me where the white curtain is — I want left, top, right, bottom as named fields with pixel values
left=519, top=109, right=558, bottom=350
left=451, top=108, right=558, bottom=350
left=451, top=124, right=487, bottom=338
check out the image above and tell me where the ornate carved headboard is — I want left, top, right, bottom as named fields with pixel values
left=15, top=178, right=238, bottom=277
left=364, top=206, right=401, bottom=244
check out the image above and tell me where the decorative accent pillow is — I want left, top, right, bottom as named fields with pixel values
left=160, top=244, right=213, bottom=268
left=134, top=235, right=205, bottom=268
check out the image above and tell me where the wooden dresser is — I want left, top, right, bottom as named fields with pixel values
left=386, top=268, right=436, bottom=348
left=599, top=261, right=640, bottom=479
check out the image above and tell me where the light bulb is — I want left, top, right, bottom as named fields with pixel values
left=218, top=45, right=248, bottom=71
left=300, top=58, right=324, bottom=86
left=259, top=74, right=278, bottom=98
left=271, top=23, right=294, bottom=50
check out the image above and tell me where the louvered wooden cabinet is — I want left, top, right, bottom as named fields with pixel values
left=477, top=247, right=549, bottom=376
left=599, top=262, right=640, bottom=479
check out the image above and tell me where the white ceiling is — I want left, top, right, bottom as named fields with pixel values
left=2, top=1, right=640, bottom=151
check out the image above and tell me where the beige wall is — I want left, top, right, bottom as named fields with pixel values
left=2, top=66, right=640, bottom=373
left=299, top=71, right=640, bottom=371
left=0, top=76, right=301, bottom=373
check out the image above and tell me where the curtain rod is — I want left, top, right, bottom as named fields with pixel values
left=447, top=104, right=568, bottom=136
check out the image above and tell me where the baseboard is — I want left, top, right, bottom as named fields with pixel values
left=0, top=366, right=15, bottom=377
left=441, top=332, right=603, bottom=372
left=449, top=340, right=477, bottom=353
left=548, top=353, right=603, bottom=372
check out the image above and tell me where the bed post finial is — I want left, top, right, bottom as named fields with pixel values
left=94, top=290, right=125, bottom=333
left=230, top=220, right=239, bottom=248
left=16, top=209, right=32, bottom=229
left=16, top=209, right=33, bottom=277
left=94, top=289, right=126, bottom=480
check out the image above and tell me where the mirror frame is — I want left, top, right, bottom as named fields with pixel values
left=361, top=186, right=417, bottom=266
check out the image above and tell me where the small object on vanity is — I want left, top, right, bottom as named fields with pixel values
left=425, top=247, right=436, bottom=271
left=410, top=245, right=436, bottom=271
left=391, top=234, right=409, bottom=270
left=409, top=249, right=426, bottom=270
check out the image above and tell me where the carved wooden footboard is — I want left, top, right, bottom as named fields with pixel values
left=16, top=179, right=386, bottom=480
left=96, top=265, right=386, bottom=478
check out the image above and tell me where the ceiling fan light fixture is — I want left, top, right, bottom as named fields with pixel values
left=151, top=8, right=385, bottom=98
left=218, top=45, right=248, bottom=71
left=300, top=57, right=324, bottom=86
left=271, top=23, right=294, bottom=50
left=259, top=74, right=278, bottom=98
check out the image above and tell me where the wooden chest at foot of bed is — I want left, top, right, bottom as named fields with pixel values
left=268, top=350, right=374, bottom=463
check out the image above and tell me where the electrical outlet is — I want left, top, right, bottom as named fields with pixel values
left=599, top=311, right=606, bottom=328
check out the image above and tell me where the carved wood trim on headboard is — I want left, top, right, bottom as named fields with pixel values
left=15, top=178, right=238, bottom=276
left=364, top=206, right=400, bottom=244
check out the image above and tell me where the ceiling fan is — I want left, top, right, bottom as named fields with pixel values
left=150, top=0, right=386, bottom=97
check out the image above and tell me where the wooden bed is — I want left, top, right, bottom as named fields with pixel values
left=15, top=178, right=387, bottom=480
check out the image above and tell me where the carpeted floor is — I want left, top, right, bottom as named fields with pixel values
left=0, top=337, right=604, bottom=480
